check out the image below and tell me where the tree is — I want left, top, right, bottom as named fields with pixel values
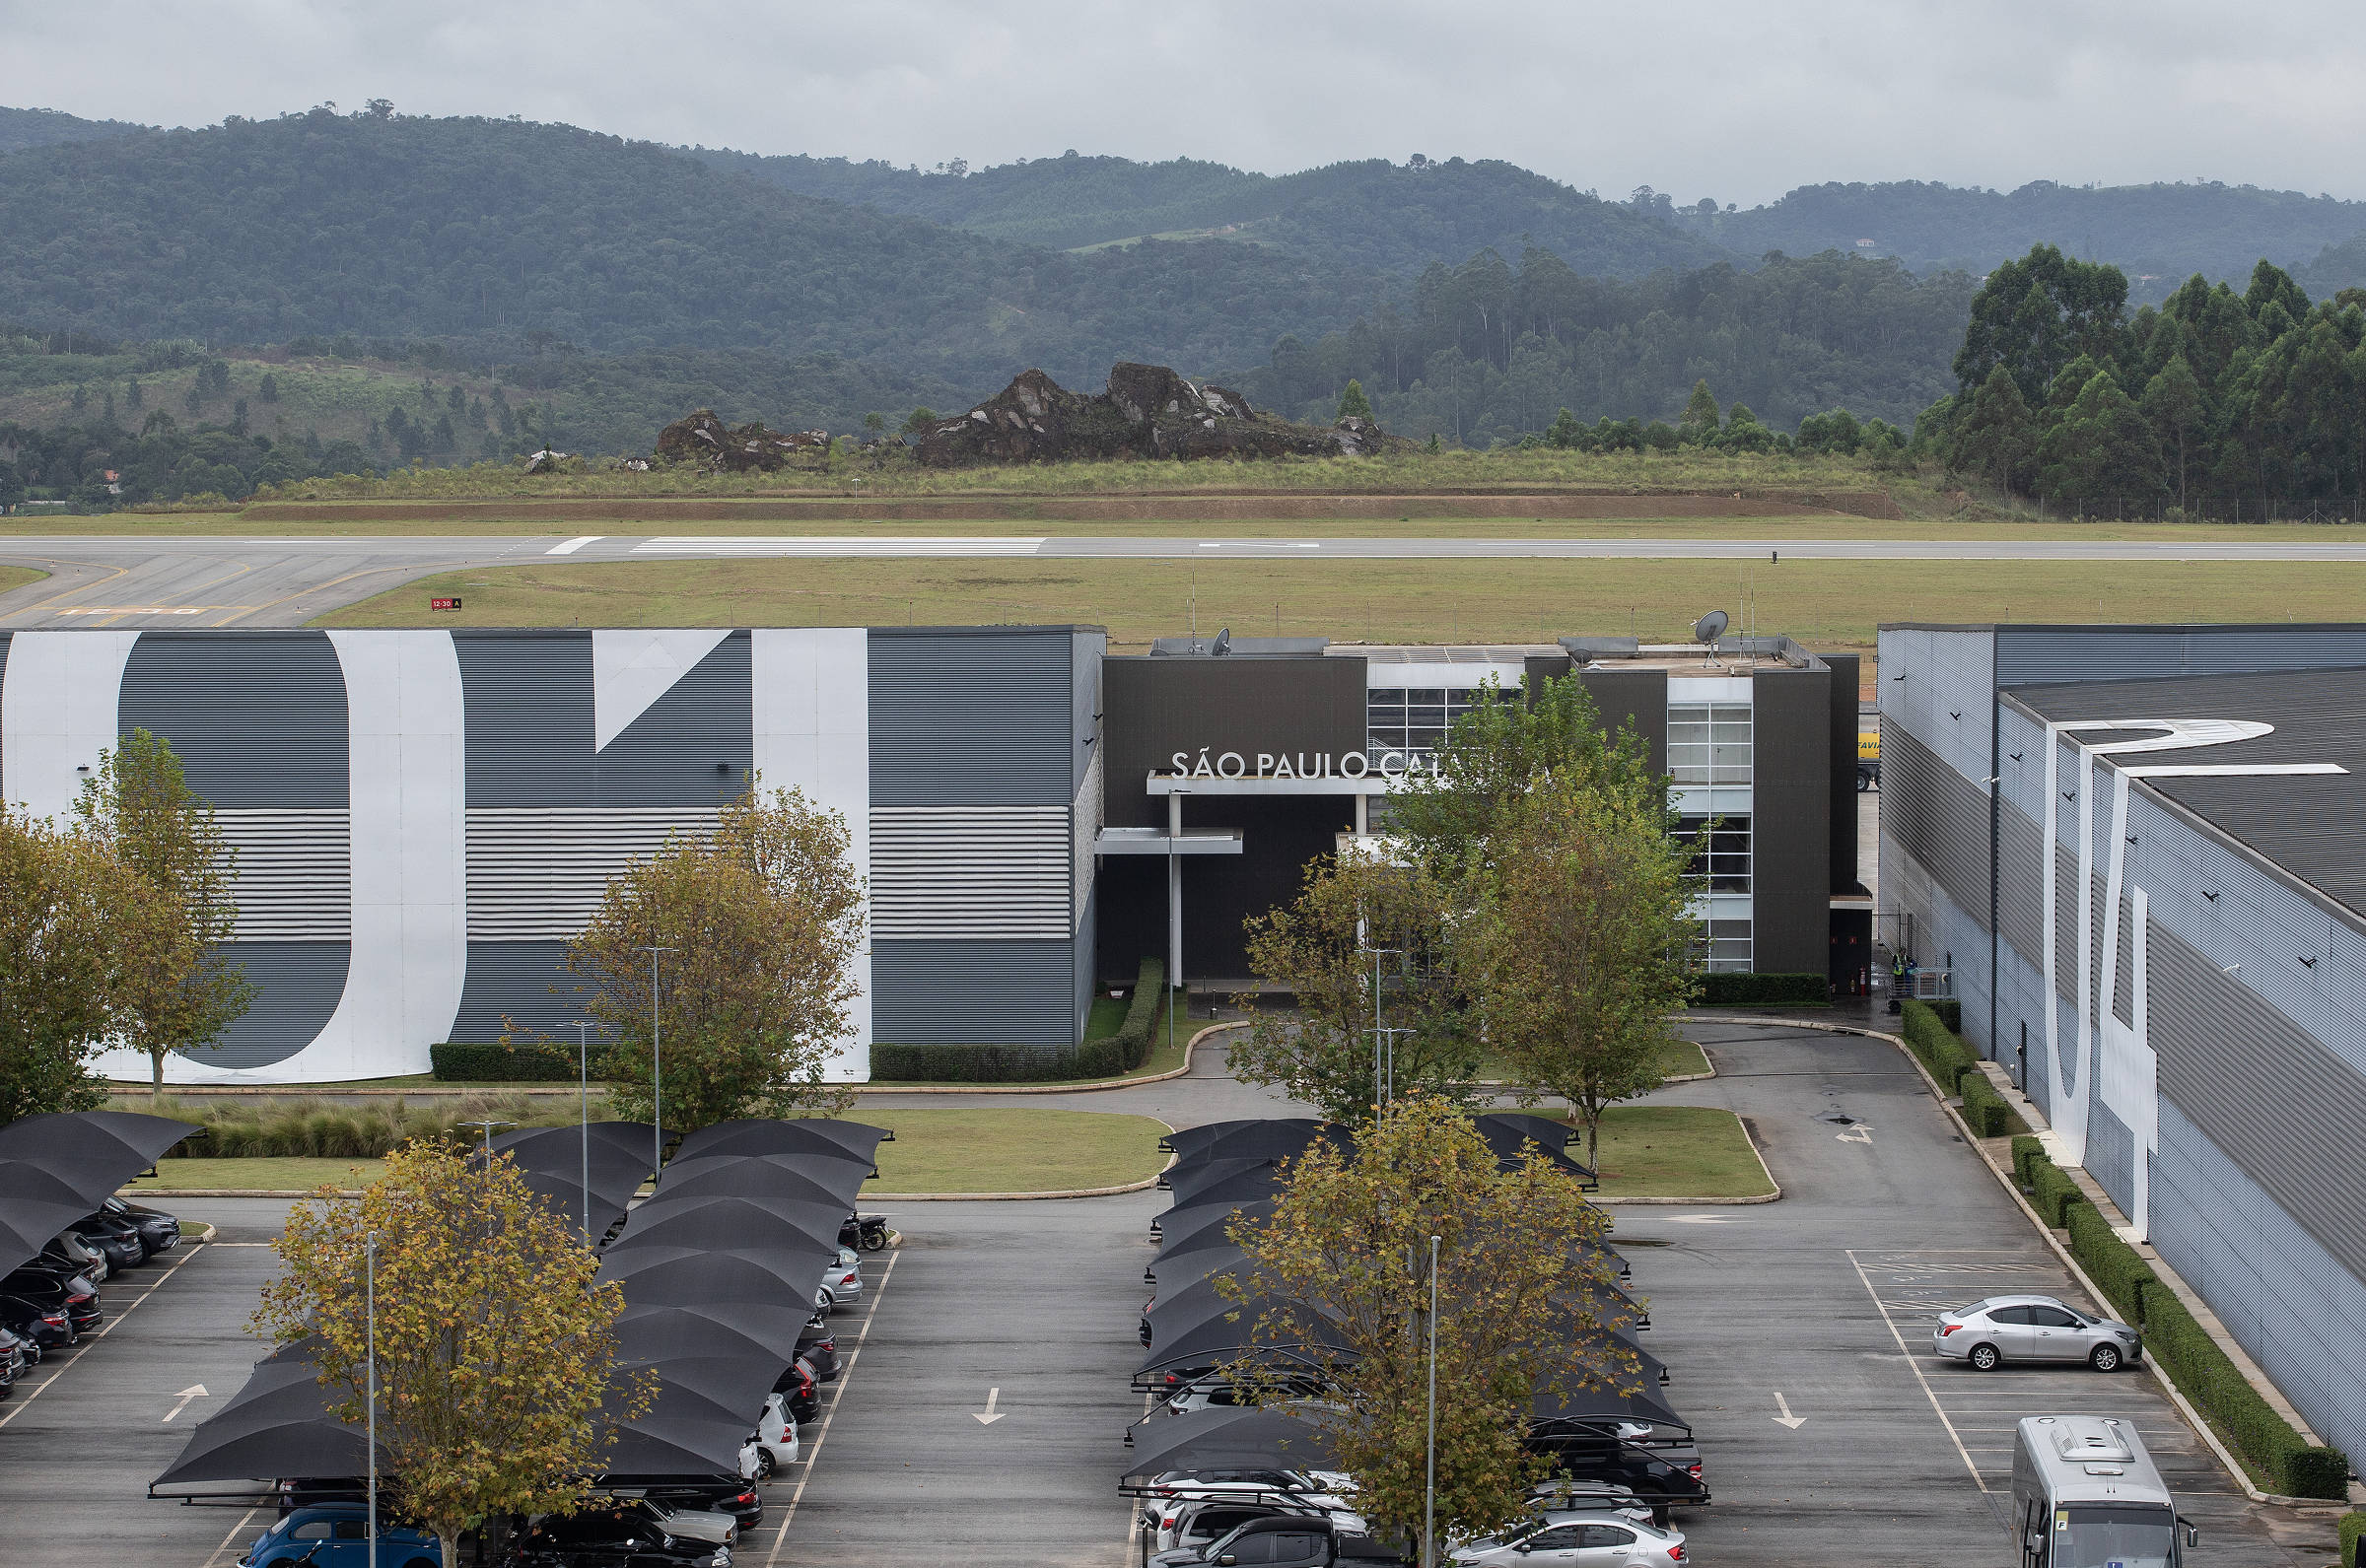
left=73, top=728, right=253, bottom=1101
left=0, top=459, right=23, bottom=512
left=1678, top=378, right=1720, bottom=441
left=1950, top=365, right=2039, bottom=492
left=2038, top=369, right=2164, bottom=503
left=1459, top=773, right=1699, bottom=1169
left=2140, top=355, right=2208, bottom=509
left=901, top=406, right=939, bottom=435
left=1232, top=854, right=1479, bottom=1121
left=254, top=1143, right=649, bottom=1566
left=1337, top=378, right=1373, bottom=421
left=1219, top=1096, right=1635, bottom=1561
left=566, top=784, right=863, bottom=1129
left=257, top=372, right=279, bottom=403
left=0, top=808, right=122, bottom=1122
left=1953, top=243, right=2128, bottom=403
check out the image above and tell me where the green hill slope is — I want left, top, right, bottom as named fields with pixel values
left=0, top=104, right=150, bottom=154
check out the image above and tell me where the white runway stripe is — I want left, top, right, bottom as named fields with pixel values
left=546, top=535, right=603, bottom=554
left=632, top=536, right=1048, bottom=557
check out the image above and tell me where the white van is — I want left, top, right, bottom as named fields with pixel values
left=2009, top=1415, right=2198, bottom=1567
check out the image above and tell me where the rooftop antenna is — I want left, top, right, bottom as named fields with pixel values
left=1212, top=628, right=1231, bottom=657
left=1693, top=609, right=1728, bottom=667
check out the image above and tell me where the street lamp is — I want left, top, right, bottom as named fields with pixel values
left=365, top=1230, right=379, bottom=1568
left=456, top=1119, right=516, bottom=1162
left=640, top=946, right=676, bottom=1181
left=1370, top=1026, right=1416, bottom=1111
left=1363, top=944, right=1406, bottom=1111
left=570, top=1020, right=603, bottom=1239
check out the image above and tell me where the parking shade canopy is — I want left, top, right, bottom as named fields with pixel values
left=490, top=1122, right=657, bottom=1240
left=0, top=1111, right=197, bottom=1275
left=1135, top=1305, right=1348, bottom=1386
left=1160, top=1120, right=1327, bottom=1161
left=641, top=1154, right=866, bottom=1217
left=1146, top=1243, right=1247, bottom=1289
left=614, top=1194, right=843, bottom=1261
left=1529, top=1379, right=1689, bottom=1435
left=1154, top=1168, right=1286, bottom=1223
left=1154, top=1199, right=1275, bottom=1261
left=613, top=1300, right=815, bottom=1366
left=598, top=1364, right=760, bottom=1477
left=1145, top=1274, right=1264, bottom=1346
left=1120, top=1406, right=1339, bottom=1489
left=1169, top=1123, right=1350, bottom=1169
left=600, top=1244, right=838, bottom=1308
left=672, top=1119, right=888, bottom=1172
left=1163, top=1156, right=1286, bottom=1207
left=152, top=1344, right=371, bottom=1490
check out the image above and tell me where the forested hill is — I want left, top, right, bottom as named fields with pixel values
left=0, top=105, right=151, bottom=154
left=0, top=109, right=1384, bottom=388
left=694, top=149, right=1735, bottom=278
left=1668, top=180, right=2366, bottom=299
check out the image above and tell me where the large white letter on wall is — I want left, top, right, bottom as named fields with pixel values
left=0, top=631, right=142, bottom=824
left=752, top=629, right=871, bottom=1080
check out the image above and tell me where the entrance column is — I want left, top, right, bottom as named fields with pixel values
left=1167, top=790, right=1184, bottom=981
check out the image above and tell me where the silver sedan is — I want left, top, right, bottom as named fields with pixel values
left=1933, top=1294, right=2142, bottom=1372
left=1450, top=1511, right=1687, bottom=1566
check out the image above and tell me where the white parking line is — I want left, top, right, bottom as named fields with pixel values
left=764, top=1247, right=899, bottom=1566
left=0, top=1243, right=207, bottom=1429
left=1846, top=1248, right=1987, bottom=1493
left=203, top=1505, right=263, bottom=1568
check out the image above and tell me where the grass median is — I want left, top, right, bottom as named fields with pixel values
left=130, top=1156, right=387, bottom=1193
left=1589, top=1105, right=1774, bottom=1200
left=865, top=1108, right=1171, bottom=1193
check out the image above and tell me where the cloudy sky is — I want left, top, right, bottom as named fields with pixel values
left=8, top=0, right=2365, bottom=205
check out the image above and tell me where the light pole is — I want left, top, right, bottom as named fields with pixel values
left=570, top=1020, right=601, bottom=1239
left=456, top=1119, right=516, bottom=1162
left=640, top=946, right=676, bottom=1180
left=1425, top=1233, right=1440, bottom=1568
left=1363, top=945, right=1406, bottom=1111
left=365, top=1230, right=379, bottom=1568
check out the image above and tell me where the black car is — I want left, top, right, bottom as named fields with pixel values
left=794, top=1323, right=838, bottom=1383
left=513, top=1499, right=733, bottom=1565
left=0, top=1325, right=28, bottom=1391
left=41, top=1231, right=110, bottom=1281
left=99, top=1195, right=181, bottom=1255
left=1151, top=1516, right=1348, bottom=1568
left=0, top=1293, right=75, bottom=1349
left=0, top=1267, right=99, bottom=1330
left=70, top=1211, right=150, bottom=1268
left=625, top=1477, right=760, bottom=1530
left=769, top=1359, right=818, bottom=1427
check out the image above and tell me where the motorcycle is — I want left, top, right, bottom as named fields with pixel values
left=838, top=1213, right=890, bottom=1252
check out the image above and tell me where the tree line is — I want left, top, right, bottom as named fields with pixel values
left=1919, top=243, right=2366, bottom=510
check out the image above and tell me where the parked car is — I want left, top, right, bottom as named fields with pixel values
left=514, top=1499, right=734, bottom=1564
left=742, top=1393, right=801, bottom=1477
left=1525, top=1480, right=1654, bottom=1528
left=814, top=1248, right=862, bottom=1315
left=1138, top=1474, right=1361, bottom=1552
left=0, top=1293, right=74, bottom=1350
left=611, top=1479, right=760, bottom=1531
left=1933, top=1295, right=2142, bottom=1372
left=99, top=1193, right=181, bottom=1254
left=795, top=1322, right=838, bottom=1383
left=1448, top=1512, right=1687, bottom=1566
left=1150, top=1515, right=1355, bottom=1568
left=0, top=1267, right=99, bottom=1330
left=68, top=1212, right=147, bottom=1271
left=0, top=1325, right=28, bottom=1391
left=41, top=1230, right=109, bottom=1282
left=1149, top=1496, right=1368, bottom=1558
left=770, top=1358, right=819, bottom=1427
left=236, top=1504, right=442, bottom=1566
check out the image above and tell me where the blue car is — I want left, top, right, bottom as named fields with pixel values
left=240, top=1505, right=442, bottom=1567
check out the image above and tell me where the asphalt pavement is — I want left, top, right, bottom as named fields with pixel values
left=9, top=530, right=2366, bottom=627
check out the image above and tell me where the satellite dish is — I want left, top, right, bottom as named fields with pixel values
left=1692, top=611, right=1728, bottom=644
left=1212, top=628, right=1231, bottom=657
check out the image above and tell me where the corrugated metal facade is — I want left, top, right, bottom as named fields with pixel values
left=870, top=939, right=1081, bottom=1050
left=1886, top=622, right=2366, bottom=1470
left=1751, top=667, right=1834, bottom=976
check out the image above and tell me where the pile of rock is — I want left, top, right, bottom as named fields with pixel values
left=655, top=409, right=830, bottom=472
left=914, top=363, right=1396, bottom=467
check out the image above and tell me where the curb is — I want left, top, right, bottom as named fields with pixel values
left=854, top=1020, right=1240, bottom=1095
left=1694, top=1011, right=2309, bottom=1508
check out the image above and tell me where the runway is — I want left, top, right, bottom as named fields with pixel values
left=4, top=531, right=2364, bottom=627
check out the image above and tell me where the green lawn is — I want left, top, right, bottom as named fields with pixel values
left=128, top=1156, right=386, bottom=1193
left=864, top=1108, right=1169, bottom=1193
left=1473, top=1039, right=1709, bottom=1084
left=1586, top=1105, right=1774, bottom=1200
left=0, top=564, right=43, bottom=594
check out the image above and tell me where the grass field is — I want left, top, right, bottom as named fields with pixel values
left=129, top=1156, right=386, bottom=1192
left=863, top=1108, right=1171, bottom=1193
left=1475, top=1039, right=1710, bottom=1084
left=0, top=564, right=44, bottom=593
left=1589, top=1105, right=1775, bottom=1200
left=314, top=553, right=2366, bottom=659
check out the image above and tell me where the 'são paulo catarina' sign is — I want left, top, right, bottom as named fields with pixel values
left=1165, top=749, right=1436, bottom=781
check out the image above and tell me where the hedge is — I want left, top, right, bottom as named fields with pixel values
left=1928, top=998, right=1962, bottom=1034
left=1958, top=1072, right=2015, bottom=1137
left=2139, top=1281, right=2351, bottom=1498
left=1899, top=999, right=1978, bottom=1091
left=2063, top=1200, right=2155, bottom=1324
left=2010, top=1134, right=2046, bottom=1188
left=1696, top=972, right=1828, bottom=1006
left=2029, top=1159, right=2087, bottom=1226
left=871, top=958, right=1169, bottom=1084
left=431, top=1041, right=582, bottom=1082
left=2339, top=1511, right=2365, bottom=1567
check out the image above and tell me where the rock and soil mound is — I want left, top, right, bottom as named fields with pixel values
left=655, top=408, right=830, bottom=472
left=914, top=364, right=1398, bottom=467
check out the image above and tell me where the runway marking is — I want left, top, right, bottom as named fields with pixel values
left=547, top=535, right=603, bottom=555
left=633, top=536, right=1047, bottom=558
left=51, top=604, right=225, bottom=616
left=764, top=1245, right=899, bottom=1566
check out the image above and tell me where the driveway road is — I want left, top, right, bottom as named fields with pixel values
left=8, top=530, right=2366, bottom=626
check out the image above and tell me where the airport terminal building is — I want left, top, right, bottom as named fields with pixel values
left=0, top=623, right=1864, bottom=1084
left=1878, top=623, right=2366, bottom=1463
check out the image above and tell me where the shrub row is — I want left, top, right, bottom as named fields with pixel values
left=1696, top=971, right=1828, bottom=1006
left=871, top=959, right=1172, bottom=1084
left=1899, top=999, right=1978, bottom=1088
left=2019, top=1144, right=2351, bottom=1498
left=156, top=1094, right=577, bottom=1158
left=2339, top=1511, right=2365, bottom=1567
left=1928, top=997, right=1963, bottom=1034
left=1958, top=1071, right=2016, bottom=1136
left=430, top=1041, right=583, bottom=1082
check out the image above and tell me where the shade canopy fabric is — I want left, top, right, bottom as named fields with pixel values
left=616, top=1194, right=843, bottom=1261
left=490, top=1122, right=657, bottom=1241
left=1135, top=1303, right=1349, bottom=1384
left=1180, top=1123, right=1352, bottom=1168
left=673, top=1119, right=888, bottom=1172
left=0, top=1111, right=198, bottom=1275
left=1160, top=1119, right=1327, bottom=1161
left=1145, top=1274, right=1263, bottom=1346
left=1153, top=1199, right=1275, bottom=1262
left=645, top=1154, right=866, bottom=1216
left=1120, top=1406, right=1338, bottom=1485
left=152, top=1344, right=371, bottom=1489
left=1146, top=1243, right=1247, bottom=1289
left=1151, top=1170, right=1287, bottom=1231
left=1163, top=1157, right=1287, bottom=1208
left=1530, top=1378, right=1689, bottom=1434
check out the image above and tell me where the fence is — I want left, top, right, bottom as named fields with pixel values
left=2008, top=496, right=2365, bottom=524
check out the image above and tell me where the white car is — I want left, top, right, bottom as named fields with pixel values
left=742, top=1392, right=801, bottom=1477
left=814, top=1248, right=864, bottom=1315
left=1450, top=1511, right=1686, bottom=1566
left=1137, top=1475, right=1362, bottom=1554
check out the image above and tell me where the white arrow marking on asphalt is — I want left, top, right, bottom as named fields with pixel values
left=1670, top=1215, right=1736, bottom=1224
left=1773, top=1393, right=1806, bottom=1430
left=164, top=1385, right=208, bottom=1422
left=972, top=1387, right=1005, bottom=1425
left=1837, top=1123, right=1875, bottom=1144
